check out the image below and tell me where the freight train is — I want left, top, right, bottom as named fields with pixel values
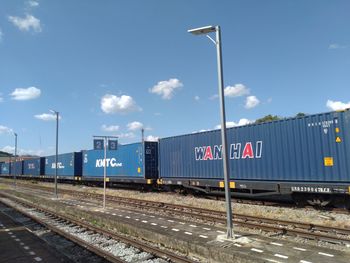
left=1, top=109, right=349, bottom=208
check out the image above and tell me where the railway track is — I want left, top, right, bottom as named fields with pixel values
left=2, top=180, right=350, bottom=246
left=0, top=192, right=196, bottom=263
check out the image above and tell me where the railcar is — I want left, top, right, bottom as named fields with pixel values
left=158, top=109, right=350, bottom=207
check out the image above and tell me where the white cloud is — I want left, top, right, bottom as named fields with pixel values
left=326, top=100, right=350, bottom=111
left=145, top=135, right=159, bottom=142
left=215, top=118, right=253, bottom=129
left=149, top=78, right=183, bottom=99
left=194, top=95, right=200, bottom=101
left=0, top=125, right=13, bottom=134
left=101, top=124, right=119, bottom=132
left=245, top=96, right=260, bottom=109
left=1, top=145, right=43, bottom=156
left=101, top=94, right=141, bottom=114
left=117, top=132, right=135, bottom=139
left=329, top=43, right=347, bottom=50
left=0, top=28, right=3, bottom=42
left=34, top=113, right=60, bottom=121
left=224, top=84, right=250, bottom=97
left=27, top=0, right=39, bottom=7
left=10, top=86, right=41, bottom=100
left=127, top=121, right=143, bottom=131
left=8, top=14, right=42, bottom=33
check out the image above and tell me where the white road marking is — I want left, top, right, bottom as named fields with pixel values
left=142, top=220, right=148, bottom=223
left=172, top=228, right=180, bottom=232
left=203, top=227, right=211, bottom=231
left=199, top=235, right=208, bottom=239
left=151, top=223, right=158, bottom=226
left=274, top=254, right=288, bottom=259
left=15, top=239, right=20, bottom=242
left=29, top=252, right=36, bottom=255
left=125, top=216, right=130, bottom=219
left=161, top=226, right=168, bottom=229
left=149, top=215, right=155, bottom=218
left=270, top=242, right=283, bottom=246
left=216, top=230, right=225, bottom=234
left=118, top=215, right=122, bottom=217
left=265, top=259, right=281, bottom=263
left=189, top=224, right=197, bottom=228
left=251, top=248, right=263, bottom=253
left=294, top=247, right=307, bottom=251
left=135, top=218, right=140, bottom=221
left=24, top=246, right=30, bottom=250
left=11, top=235, right=16, bottom=238
left=34, top=257, right=42, bottom=262
left=112, top=213, right=116, bottom=216
left=8, top=232, right=13, bottom=234
left=300, top=260, right=312, bottom=263
left=158, top=217, right=163, bottom=220
left=318, top=252, right=334, bottom=257
left=179, top=222, right=185, bottom=225
left=167, top=220, right=174, bottom=223
left=185, top=232, right=192, bottom=235
left=20, top=242, right=24, bottom=245
left=5, top=229, right=9, bottom=232
left=234, top=243, right=242, bottom=247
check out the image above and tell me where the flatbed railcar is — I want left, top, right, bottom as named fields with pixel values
left=158, top=109, right=350, bottom=207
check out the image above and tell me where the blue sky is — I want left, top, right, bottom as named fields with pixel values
left=0, top=0, right=349, bottom=156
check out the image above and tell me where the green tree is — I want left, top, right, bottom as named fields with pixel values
left=255, top=114, right=281, bottom=124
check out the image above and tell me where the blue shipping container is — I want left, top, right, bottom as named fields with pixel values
left=10, top=161, right=23, bottom=175
left=1, top=162, right=10, bottom=175
left=23, top=158, right=45, bottom=176
left=82, top=142, right=158, bottom=179
left=159, top=110, right=350, bottom=182
left=45, top=152, right=82, bottom=177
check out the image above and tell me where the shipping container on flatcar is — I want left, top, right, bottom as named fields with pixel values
left=0, top=162, right=10, bottom=175
left=10, top=161, right=23, bottom=176
left=45, top=152, right=82, bottom=179
left=23, top=157, right=45, bottom=176
left=82, top=142, right=158, bottom=184
left=158, top=109, right=350, bottom=206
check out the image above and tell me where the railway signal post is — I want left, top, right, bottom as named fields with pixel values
left=93, top=135, right=118, bottom=209
left=188, top=25, right=233, bottom=238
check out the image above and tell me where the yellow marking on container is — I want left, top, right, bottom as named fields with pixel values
left=348, top=186, right=350, bottom=194
left=106, top=178, right=110, bottom=182
left=157, top=179, right=163, bottom=185
left=137, top=167, right=141, bottom=173
left=219, top=181, right=224, bottom=188
left=146, top=179, right=152, bottom=185
left=336, top=137, right=342, bottom=143
left=230, top=181, right=236, bottom=189
left=324, top=157, right=334, bottom=167
left=335, top=127, right=340, bottom=133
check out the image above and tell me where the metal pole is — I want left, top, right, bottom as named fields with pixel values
left=14, top=133, right=17, bottom=188
left=54, top=112, right=59, bottom=198
left=215, top=25, right=233, bottom=238
left=103, top=137, right=107, bottom=209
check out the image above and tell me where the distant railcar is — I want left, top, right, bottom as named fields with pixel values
left=45, top=152, right=82, bottom=179
left=82, top=142, right=158, bottom=184
left=23, top=157, right=45, bottom=176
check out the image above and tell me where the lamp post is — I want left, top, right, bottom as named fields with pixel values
left=50, top=110, right=59, bottom=199
left=13, top=132, right=17, bottom=188
left=188, top=25, right=233, bottom=238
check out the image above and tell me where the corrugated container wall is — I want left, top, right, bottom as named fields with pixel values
left=23, top=158, right=45, bottom=176
left=1, top=163, right=10, bottom=175
left=159, top=110, right=350, bottom=182
left=10, top=161, right=23, bottom=175
left=45, top=152, right=82, bottom=177
left=82, top=142, right=158, bottom=179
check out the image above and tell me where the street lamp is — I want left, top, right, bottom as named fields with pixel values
left=13, top=132, right=17, bottom=188
left=50, top=110, right=59, bottom=199
left=188, top=25, right=233, bottom=238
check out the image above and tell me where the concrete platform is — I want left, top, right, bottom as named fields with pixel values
left=56, top=196, right=350, bottom=263
left=0, top=206, right=72, bottom=263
